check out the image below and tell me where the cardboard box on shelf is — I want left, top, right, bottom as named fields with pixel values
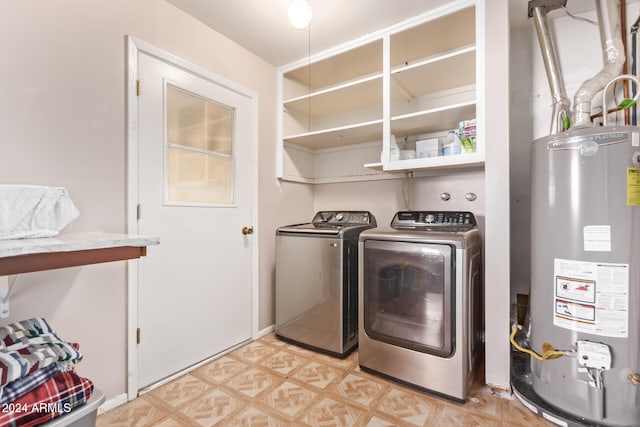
left=416, top=138, right=441, bottom=158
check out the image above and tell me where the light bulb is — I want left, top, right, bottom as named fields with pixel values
left=288, top=0, right=312, bottom=30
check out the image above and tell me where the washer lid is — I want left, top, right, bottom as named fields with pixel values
left=277, top=211, right=376, bottom=236
left=276, top=223, right=343, bottom=235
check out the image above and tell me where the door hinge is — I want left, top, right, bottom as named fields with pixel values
left=136, top=79, right=141, bottom=96
left=137, top=204, right=141, bottom=221
left=136, top=328, right=141, bottom=344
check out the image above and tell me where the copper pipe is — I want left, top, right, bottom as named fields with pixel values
left=622, top=0, right=630, bottom=124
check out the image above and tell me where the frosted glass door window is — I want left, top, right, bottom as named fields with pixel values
left=166, top=84, right=234, bottom=205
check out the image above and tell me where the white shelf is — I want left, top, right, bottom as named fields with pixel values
left=363, top=162, right=383, bottom=171
left=283, top=74, right=382, bottom=118
left=284, top=120, right=383, bottom=150
left=391, top=44, right=476, bottom=74
left=284, top=72, right=383, bottom=105
left=364, top=152, right=483, bottom=175
left=390, top=6, right=475, bottom=67
left=283, top=39, right=382, bottom=93
left=382, top=152, right=483, bottom=172
left=391, top=46, right=476, bottom=101
left=391, top=101, right=476, bottom=137
left=278, top=1, right=481, bottom=183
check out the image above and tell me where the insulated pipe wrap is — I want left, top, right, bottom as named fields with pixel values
left=572, top=0, right=625, bottom=127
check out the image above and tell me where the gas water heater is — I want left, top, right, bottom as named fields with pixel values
left=528, top=125, right=640, bottom=426
left=513, top=1, right=640, bottom=426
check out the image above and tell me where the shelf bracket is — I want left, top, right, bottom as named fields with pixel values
left=0, top=275, right=18, bottom=318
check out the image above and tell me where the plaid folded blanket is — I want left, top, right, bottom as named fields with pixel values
left=0, top=365, right=62, bottom=407
left=0, top=370, right=93, bottom=427
left=0, top=319, right=82, bottom=387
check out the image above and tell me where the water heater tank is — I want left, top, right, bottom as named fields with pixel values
left=530, top=125, right=640, bottom=426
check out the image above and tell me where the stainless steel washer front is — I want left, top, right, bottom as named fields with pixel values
left=276, top=211, right=376, bottom=357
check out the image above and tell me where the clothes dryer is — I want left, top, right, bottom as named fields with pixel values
left=358, top=211, right=483, bottom=401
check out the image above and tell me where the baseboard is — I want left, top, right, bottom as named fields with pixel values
left=259, top=324, right=275, bottom=338
left=98, top=392, right=128, bottom=414
left=105, top=328, right=275, bottom=413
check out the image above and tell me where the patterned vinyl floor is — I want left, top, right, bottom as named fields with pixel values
left=96, top=334, right=553, bottom=426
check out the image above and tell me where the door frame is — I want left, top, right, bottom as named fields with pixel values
left=125, top=35, right=259, bottom=400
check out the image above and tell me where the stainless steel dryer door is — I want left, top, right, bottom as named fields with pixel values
left=275, top=233, right=343, bottom=353
left=363, top=240, right=454, bottom=357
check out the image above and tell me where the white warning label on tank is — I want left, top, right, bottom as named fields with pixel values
left=583, top=225, right=611, bottom=251
left=553, top=258, right=628, bottom=338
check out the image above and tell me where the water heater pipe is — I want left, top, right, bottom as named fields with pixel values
left=602, top=74, right=640, bottom=125
left=621, top=0, right=630, bottom=125
left=631, top=14, right=640, bottom=125
left=531, top=6, right=571, bottom=133
left=573, top=0, right=625, bottom=127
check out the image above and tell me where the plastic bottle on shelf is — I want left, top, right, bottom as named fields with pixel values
left=442, top=130, right=462, bottom=156
left=389, top=134, right=400, bottom=161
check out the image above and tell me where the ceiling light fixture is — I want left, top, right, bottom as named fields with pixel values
left=288, top=0, right=312, bottom=29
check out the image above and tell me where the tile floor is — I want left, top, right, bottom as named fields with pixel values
left=97, top=334, right=552, bottom=426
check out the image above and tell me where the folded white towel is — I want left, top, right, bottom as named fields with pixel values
left=0, top=185, right=79, bottom=240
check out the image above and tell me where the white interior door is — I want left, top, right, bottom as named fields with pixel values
left=136, top=52, right=253, bottom=389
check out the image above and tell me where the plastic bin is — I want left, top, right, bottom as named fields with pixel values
left=44, top=389, right=104, bottom=427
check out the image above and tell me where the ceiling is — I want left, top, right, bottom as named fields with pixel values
left=166, top=0, right=451, bottom=66
left=166, top=0, right=604, bottom=68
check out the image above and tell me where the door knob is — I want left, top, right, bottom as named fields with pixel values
left=242, top=226, right=254, bottom=235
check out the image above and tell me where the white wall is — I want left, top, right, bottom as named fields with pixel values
left=313, top=172, right=486, bottom=228
left=0, top=0, right=312, bottom=401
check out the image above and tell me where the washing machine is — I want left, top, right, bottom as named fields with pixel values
left=358, top=211, right=483, bottom=401
left=276, top=211, right=376, bottom=357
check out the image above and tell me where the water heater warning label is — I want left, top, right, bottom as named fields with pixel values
left=554, top=258, right=629, bottom=338
left=628, top=168, right=640, bottom=206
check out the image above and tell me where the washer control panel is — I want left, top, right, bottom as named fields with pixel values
left=392, top=211, right=477, bottom=229
left=312, top=211, right=375, bottom=227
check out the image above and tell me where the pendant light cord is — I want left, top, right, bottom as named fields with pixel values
left=307, top=22, right=311, bottom=132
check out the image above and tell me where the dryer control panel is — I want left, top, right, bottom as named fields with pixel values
left=392, top=211, right=477, bottom=229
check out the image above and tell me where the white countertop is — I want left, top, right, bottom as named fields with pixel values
left=0, top=232, right=160, bottom=258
